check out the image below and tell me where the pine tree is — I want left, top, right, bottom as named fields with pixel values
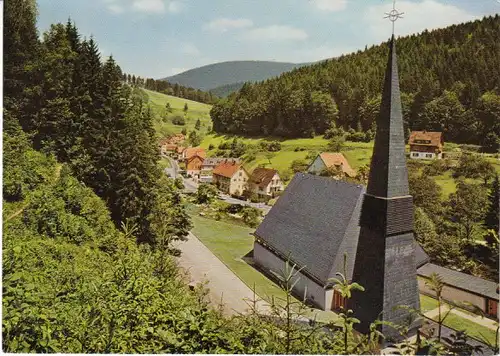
left=195, top=118, right=201, bottom=130
left=485, top=175, right=500, bottom=233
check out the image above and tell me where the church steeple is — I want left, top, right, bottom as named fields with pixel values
left=350, top=31, right=420, bottom=340
left=366, top=35, right=409, bottom=199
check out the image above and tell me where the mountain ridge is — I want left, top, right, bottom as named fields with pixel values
left=162, top=60, right=309, bottom=92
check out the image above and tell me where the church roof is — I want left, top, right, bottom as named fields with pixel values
left=254, top=172, right=429, bottom=286
left=254, top=173, right=365, bottom=285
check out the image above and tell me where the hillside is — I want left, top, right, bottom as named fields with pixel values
left=209, top=81, right=246, bottom=98
left=142, top=89, right=212, bottom=136
left=163, top=60, right=307, bottom=92
left=211, top=15, right=500, bottom=150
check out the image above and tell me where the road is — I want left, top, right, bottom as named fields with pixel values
left=174, top=232, right=271, bottom=316
left=163, top=155, right=179, bottom=179
left=218, top=194, right=272, bottom=214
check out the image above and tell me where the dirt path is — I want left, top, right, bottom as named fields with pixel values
left=174, top=232, right=271, bottom=316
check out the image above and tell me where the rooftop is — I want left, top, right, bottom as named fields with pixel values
left=212, top=162, right=243, bottom=178
left=250, top=168, right=278, bottom=188
left=318, top=152, right=356, bottom=177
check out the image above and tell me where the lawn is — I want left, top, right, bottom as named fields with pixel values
left=143, top=89, right=212, bottom=136
left=420, top=294, right=439, bottom=313
left=441, top=313, right=497, bottom=346
left=188, top=204, right=337, bottom=323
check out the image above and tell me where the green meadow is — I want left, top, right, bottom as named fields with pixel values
left=142, top=89, right=212, bottom=136
left=144, top=91, right=500, bottom=197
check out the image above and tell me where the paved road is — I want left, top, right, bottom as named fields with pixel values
left=218, top=194, right=272, bottom=213
left=163, top=155, right=179, bottom=179
left=174, top=232, right=271, bottom=316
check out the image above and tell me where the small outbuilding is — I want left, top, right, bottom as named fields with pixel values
left=307, top=152, right=356, bottom=178
left=418, top=263, right=498, bottom=319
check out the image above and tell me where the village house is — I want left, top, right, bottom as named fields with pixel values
left=248, top=168, right=284, bottom=199
left=199, top=158, right=242, bottom=184
left=185, top=154, right=205, bottom=179
left=182, top=147, right=206, bottom=161
left=409, top=131, right=444, bottom=159
left=307, top=152, right=356, bottom=178
left=201, top=157, right=241, bottom=171
left=212, top=162, right=249, bottom=196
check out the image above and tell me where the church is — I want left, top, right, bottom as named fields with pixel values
left=253, top=34, right=423, bottom=339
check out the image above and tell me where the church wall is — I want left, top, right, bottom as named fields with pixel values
left=253, top=242, right=333, bottom=311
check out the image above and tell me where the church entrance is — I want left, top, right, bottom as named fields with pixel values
left=332, top=290, right=346, bottom=311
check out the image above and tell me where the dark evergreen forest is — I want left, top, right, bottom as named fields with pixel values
left=211, top=15, right=500, bottom=151
left=122, top=73, right=219, bottom=104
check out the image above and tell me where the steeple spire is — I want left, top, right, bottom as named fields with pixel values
left=350, top=4, right=421, bottom=340
left=366, top=36, right=409, bottom=199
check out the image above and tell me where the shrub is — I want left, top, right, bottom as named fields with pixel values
left=267, top=141, right=282, bottom=152
left=241, top=206, right=263, bottom=227
left=346, top=131, right=366, bottom=142
left=208, top=144, right=215, bottom=150
left=226, top=204, right=244, bottom=214
left=327, top=135, right=345, bottom=152
left=422, top=159, right=449, bottom=176
left=218, top=141, right=230, bottom=150
left=172, top=115, right=186, bottom=126
left=196, top=184, right=218, bottom=204
left=290, top=159, right=309, bottom=173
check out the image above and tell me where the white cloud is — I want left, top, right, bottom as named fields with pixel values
left=107, top=4, right=125, bottom=14
left=364, top=0, right=478, bottom=42
left=168, top=1, right=183, bottom=13
left=181, top=43, right=200, bottom=56
left=205, top=18, right=254, bottom=33
left=132, top=0, right=165, bottom=13
left=243, top=25, right=308, bottom=42
left=311, top=0, right=347, bottom=12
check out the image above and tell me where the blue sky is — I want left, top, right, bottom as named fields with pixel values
left=37, top=0, right=499, bottom=79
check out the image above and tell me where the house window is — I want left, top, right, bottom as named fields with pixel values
left=412, top=152, right=419, bottom=157
left=426, top=154, right=433, bottom=158
left=239, top=171, right=242, bottom=176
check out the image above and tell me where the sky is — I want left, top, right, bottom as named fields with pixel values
left=37, top=0, right=500, bottom=79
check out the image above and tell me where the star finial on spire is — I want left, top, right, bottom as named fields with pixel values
left=384, top=0, right=404, bottom=36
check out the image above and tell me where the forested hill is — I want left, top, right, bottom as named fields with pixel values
left=211, top=15, right=500, bottom=151
left=163, top=60, right=307, bottom=91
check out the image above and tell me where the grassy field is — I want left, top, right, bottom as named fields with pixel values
left=441, top=313, right=497, bottom=345
left=420, top=294, right=439, bottom=313
left=143, top=89, right=212, bottom=136
left=188, top=204, right=337, bottom=323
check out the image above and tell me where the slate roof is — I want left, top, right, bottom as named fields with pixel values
left=212, top=162, right=243, bottom=178
left=417, top=263, right=498, bottom=299
left=250, top=168, right=278, bottom=188
left=254, top=172, right=430, bottom=286
left=319, top=153, right=356, bottom=177
left=254, top=173, right=365, bottom=285
left=409, top=131, right=444, bottom=149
